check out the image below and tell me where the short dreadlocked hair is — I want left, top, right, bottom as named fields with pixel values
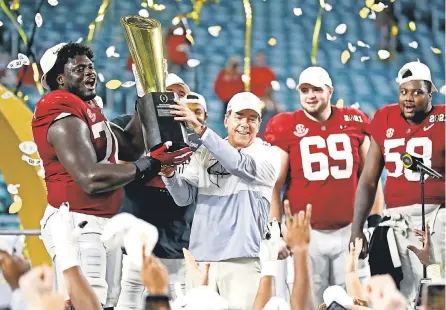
left=45, top=42, right=94, bottom=91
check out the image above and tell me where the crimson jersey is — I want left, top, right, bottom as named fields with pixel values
left=32, top=90, right=122, bottom=218
left=265, top=106, right=369, bottom=229
left=370, top=104, right=445, bottom=208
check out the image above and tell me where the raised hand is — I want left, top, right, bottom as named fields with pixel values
left=407, top=224, right=436, bottom=266
left=346, top=238, right=363, bottom=274
left=0, top=250, right=31, bottom=290
left=141, top=245, right=170, bottom=295
left=183, top=248, right=210, bottom=288
left=282, top=199, right=312, bottom=252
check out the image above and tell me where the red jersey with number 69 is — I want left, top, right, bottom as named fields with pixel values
left=370, top=104, right=445, bottom=208
left=265, top=106, right=369, bottom=230
left=32, top=90, right=122, bottom=218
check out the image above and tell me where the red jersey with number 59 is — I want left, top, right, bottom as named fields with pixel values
left=370, top=104, right=445, bottom=208
left=32, top=90, right=122, bottom=218
left=265, top=106, right=369, bottom=229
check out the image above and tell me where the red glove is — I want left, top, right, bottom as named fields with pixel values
left=150, top=142, right=193, bottom=166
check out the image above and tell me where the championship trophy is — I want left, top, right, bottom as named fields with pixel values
left=121, top=16, right=188, bottom=152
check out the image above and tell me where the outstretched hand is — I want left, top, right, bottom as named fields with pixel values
left=282, top=199, right=312, bottom=252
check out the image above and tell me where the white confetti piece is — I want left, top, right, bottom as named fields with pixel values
left=121, top=81, right=136, bottom=87
left=357, top=40, right=370, bottom=48
left=1, top=91, right=13, bottom=99
left=76, top=37, right=83, bottom=43
left=241, top=74, right=251, bottom=82
left=187, top=59, right=200, bottom=67
left=7, top=59, right=22, bottom=69
left=21, top=155, right=41, bottom=166
left=138, top=9, right=149, bottom=17
left=106, top=46, right=115, bottom=58
left=173, top=27, right=184, bottom=36
left=360, top=56, right=370, bottom=62
left=286, top=78, right=296, bottom=89
left=19, top=141, right=37, bottom=155
left=440, top=85, right=446, bottom=95
left=17, top=53, right=30, bottom=65
left=271, top=80, right=280, bottom=91
left=408, top=41, right=418, bottom=49
left=369, top=11, right=376, bottom=20
left=324, top=3, right=332, bottom=11
left=112, top=52, right=120, bottom=58
left=208, top=26, right=221, bottom=37
left=335, top=23, right=347, bottom=34
left=326, top=33, right=337, bottom=41
left=348, top=42, right=357, bottom=53
left=7, top=184, right=20, bottom=195
left=98, top=73, right=105, bottom=82
left=17, top=15, right=22, bottom=25
left=378, top=49, right=390, bottom=59
left=0, top=21, right=3, bottom=27
left=35, top=13, right=43, bottom=27
left=293, top=8, right=302, bottom=16
left=376, top=2, right=388, bottom=10
left=48, top=0, right=58, bottom=6
left=37, top=162, right=45, bottom=178
left=351, top=102, right=360, bottom=109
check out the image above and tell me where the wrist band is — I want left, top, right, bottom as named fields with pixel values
left=145, top=295, right=170, bottom=302
left=198, top=125, right=207, bottom=137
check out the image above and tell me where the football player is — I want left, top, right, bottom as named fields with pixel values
left=32, top=42, right=192, bottom=308
left=350, top=61, right=445, bottom=300
left=264, top=66, right=384, bottom=305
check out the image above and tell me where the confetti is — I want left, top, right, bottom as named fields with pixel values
left=153, top=4, right=165, bottom=11
left=391, top=25, right=399, bottom=36
left=17, top=15, right=22, bottom=25
left=106, top=46, right=115, bottom=58
left=341, top=50, right=351, bottom=64
left=17, top=53, right=30, bottom=65
left=326, top=33, right=336, bottom=41
left=21, top=155, right=41, bottom=166
left=348, top=42, right=356, bottom=53
left=378, top=49, right=390, bottom=59
left=324, top=3, right=332, bottom=11
left=187, top=59, right=200, bottom=67
left=408, top=41, right=418, bottom=49
left=9, top=196, right=22, bottom=214
left=439, top=85, right=446, bottom=95
left=76, top=37, right=83, bottom=43
left=270, top=81, right=280, bottom=91
left=431, top=47, right=441, bottom=54
left=138, top=9, right=149, bottom=17
left=19, top=141, right=37, bottom=155
left=173, top=27, right=184, bottom=35
left=293, top=8, right=302, bottom=16
left=1, top=91, right=13, bottom=99
left=106, top=80, right=122, bottom=90
left=286, top=78, right=296, bottom=89
left=241, top=74, right=251, bottom=82
left=121, top=81, right=136, bottom=87
left=112, top=52, right=120, bottom=58
left=35, top=13, right=43, bottom=27
left=336, top=98, right=344, bottom=108
left=372, top=2, right=387, bottom=12
left=359, top=7, right=370, bottom=19
left=48, top=0, right=58, bottom=6
left=365, top=0, right=374, bottom=7
left=7, top=59, right=22, bottom=69
left=37, top=163, right=45, bottom=178
left=408, top=21, right=416, bottom=31
left=208, top=26, right=221, bottom=37
left=357, top=40, right=370, bottom=48
left=172, top=17, right=181, bottom=25
left=369, top=11, right=376, bottom=20
left=360, top=56, right=370, bottom=62
left=7, top=184, right=20, bottom=195
left=351, top=102, right=360, bottom=109
left=0, top=21, right=3, bottom=27
left=268, top=38, right=277, bottom=46
left=98, top=73, right=105, bottom=82
left=335, top=24, right=347, bottom=35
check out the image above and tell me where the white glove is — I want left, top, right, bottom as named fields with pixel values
left=50, top=203, right=85, bottom=272
left=132, top=64, right=145, bottom=98
left=259, top=219, right=281, bottom=277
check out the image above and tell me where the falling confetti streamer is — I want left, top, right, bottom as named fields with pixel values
left=7, top=184, right=20, bottom=195
left=408, top=21, right=416, bottom=31
left=310, top=3, right=324, bottom=65
left=359, top=7, right=369, bottom=19
left=112, top=52, right=120, bottom=58
left=35, top=13, right=42, bottom=27
left=268, top=37, right=277, bottom=46
left=19, top=141, right=37, bottom=155
left=348, top=42, right=356, bottom=53
left=208, top=25, right=221, bottom=37
left=431, top=47, right=441, bottom=54
left=1, top=91, right=13, bottom=99
left=121, top=81, right=136, bottom=87
left=360, top=56, right=370, bottom=62
left=18, top=53, right=29, bottom=65
left=138, top=9, right=149, bottom=17
left=357, top=40, right=370, bottom=48
left=341, top=50, right=351, bottom=64
left=293, top=8, right=302, bottom=16
left=439, top=85, right=446, bottom=95
left=378, top=49, right=390, bottom=59
left=48, top=0, right=58, bottom=6
left=173, top=27, right=184, bottom=35
left=326, top=33, right=336, bottom=41
left=17, top=15, right=22, bottom=25
left=106, top=46, right=115, bottom=58
left=9, top=196, right=22, bottom=214
left=335, top=98, right=344, bottom=108
left=106, top=80, right=122, bottom=90
left=368, top=11, right=376, bottom=20
left=187, top=59, right=200, bottom=67
left=286, top=78, right=296, bottom=89
left=335, top=23, right=347, bottom=34
left=98, top=73, right=105, bottom=82
left=324, top=3, right=332, bottom=11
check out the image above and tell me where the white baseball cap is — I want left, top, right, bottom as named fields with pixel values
left=226, top=92, right=262, bottom=117
left=397, top=61, right=437, bottom=92
left=297, top=66, right=333, bottom=89
left=184, top=92, right=207, bottom=112
left=166, top=73, right=190, bottom=94
left=40, top=42, right=67, bottom=90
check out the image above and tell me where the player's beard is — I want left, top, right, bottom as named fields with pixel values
left=68, top=84, right=96, bottom=102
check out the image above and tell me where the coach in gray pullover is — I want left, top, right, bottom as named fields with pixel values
left=161, top=92, right=282, bottom=310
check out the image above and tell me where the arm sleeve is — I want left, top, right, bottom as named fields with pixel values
left=162, top=153, right=200, bottom=206
left=33, top=98, right=87, bottom=129
left=200, top=128, right=281, bottom=185
left=110, top=114, right=133, bottom=130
